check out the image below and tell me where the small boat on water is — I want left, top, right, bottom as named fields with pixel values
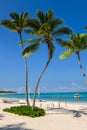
left=74, top=94, right=80, bottom=98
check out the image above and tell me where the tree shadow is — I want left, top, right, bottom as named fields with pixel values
left=0, top=114, right=4, bottom=120
left=79, top=107, right=87, bottom=111
left=46, top=107, right=87, bottom=117
left=0, top=123, right=35, bottom=130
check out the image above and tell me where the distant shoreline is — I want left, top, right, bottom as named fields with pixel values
left=0, top=90, right=17, bottom=94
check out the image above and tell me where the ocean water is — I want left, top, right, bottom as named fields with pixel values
left=0, top=92, right=87, bottom=103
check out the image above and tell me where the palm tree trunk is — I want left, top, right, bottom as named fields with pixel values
left=32, top=57, right=51, bottom=111
left=76, top=52, right=87, bottom=84
left=19, top=32, right=30, bottom=106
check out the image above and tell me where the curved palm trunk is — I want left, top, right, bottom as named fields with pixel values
left=32, top=57, right=51, bottom=111
left=23, top=57, right=30, bottom=106
left=76, top=52, right=87, bottom=84
left=19, top=32, right=30, bottom=106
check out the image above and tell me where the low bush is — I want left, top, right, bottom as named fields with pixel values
left=3, top=105, right=45, bottom=117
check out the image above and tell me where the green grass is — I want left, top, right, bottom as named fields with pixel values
left=3, top=105, right=45, bottom=117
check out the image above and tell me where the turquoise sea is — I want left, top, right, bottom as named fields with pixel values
left=0, top=92, right=87, bottom=103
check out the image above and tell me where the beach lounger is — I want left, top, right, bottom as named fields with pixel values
left=2, top=98, right=19, bottom=103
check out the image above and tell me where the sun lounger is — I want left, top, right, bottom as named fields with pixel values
left=2, top=98, right=19, bottom=103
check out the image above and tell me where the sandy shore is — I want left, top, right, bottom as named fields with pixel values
left=0, top=98, right=87, bottom=130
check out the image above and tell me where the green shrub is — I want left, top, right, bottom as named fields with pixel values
left=3, top=105, right=45, bottom=117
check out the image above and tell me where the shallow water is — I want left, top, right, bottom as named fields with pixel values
left=0, top=92, right=87, bottom=103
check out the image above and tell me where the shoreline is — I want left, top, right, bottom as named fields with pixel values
left=0, top=92, right=87, bottom=103
left=1, top=97, right=87, bottom=110
left=0, top=96, right=87, bottom=104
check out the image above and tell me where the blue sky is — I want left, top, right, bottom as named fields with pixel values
left=0, top=0, right=87, bottom=93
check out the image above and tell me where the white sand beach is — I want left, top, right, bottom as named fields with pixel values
left=0, top=98, right=87, bottom=130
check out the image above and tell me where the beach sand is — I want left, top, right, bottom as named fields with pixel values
left=0, top=98, right=87, bottom=130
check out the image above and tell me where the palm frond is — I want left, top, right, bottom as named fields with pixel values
left=26, top=18, right=40, bottom=30
left=1, top=19, right=17, bottom=31
left=25, top=29, right=38, bottom=35
left=19, top=12, right=29, bottom=27
left=22, top=42, right=40, bottom=57
left=46, top=9, right=53, bottom=22
left=37, top=23, right=51, bottom=36
left=9, top=12, right=19, bottom=21
left=21, top=12, right=29, bottom=20
left=85, top=25, right=87, bottom=30
left=36, top=10, right=45, bottom=24
left=59, top=49, right=74, bottom=60
left=81, top=43, right=87, bottom=50
left=63, top=40, right=73, bottom=48
left=67, top=33, right=87, bottom=51
left=56, top=38, right=66, bottom=47
left=80, top=34, right=87, bottom=49
left=80, top=33, right=87, bottom=41
left=27, top=22, right=51, bottom=36
left=50, top=18, right=63, bottom=30
left=52, top=27, right=72, bottom=36
left=19, top=38, right=41, bottom=45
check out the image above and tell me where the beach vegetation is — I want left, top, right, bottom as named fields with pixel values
left=0, top=90, right=16, bottom=93
left=3, top=105, right=45, bottom=118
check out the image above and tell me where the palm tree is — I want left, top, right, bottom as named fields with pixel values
left=21, top=9, right=72, bottom=110
left=1, top=12, right=30, bottom=106
left=59, top=32, right=87, bottom=84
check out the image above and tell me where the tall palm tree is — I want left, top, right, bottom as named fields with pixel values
left=1, top=12, right=30, bottom=106
left=21, top=9, right=72, bottom=110
left=59, top=32, right=87, bottom=84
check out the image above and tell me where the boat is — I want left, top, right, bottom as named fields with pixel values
left=73, top=94, right=80, bottom=98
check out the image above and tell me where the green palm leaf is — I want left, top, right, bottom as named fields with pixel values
left=81, top=42, right=87, bottom=50
left=52, top=27, right=72, bottom=36
left=85, top=25, right=87, bottom=30
left=9, top=12, right=19, bottom=21
left=80, top=33, right=87, bottom=37
left=26, top=18, right=40, bottom=30
left=1, top=19, right=17, bottom=31
left=46, top=9, right=53, bottom=22
left=55, top=38, right=64, bottom=46
left=59, top=49, right=74, bottom=60
left=22, top=42, right=40, bottom=57
left=50, top=18, right=63, bottom=30
left=37, top=23, right=51, bottom=36
left=1, top=12, right=30, bottom=32
left=9, top=12, right=20, bottom=27
left=36, top=10, right=45, bottom=24
left=19, top=38, right=41, bottom=45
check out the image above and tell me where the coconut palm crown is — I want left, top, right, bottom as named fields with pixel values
left=1, top=12, right=29, bottom=33
left=59, top=32, right=87, bottom=84
left=22, top=9, right=72, bottom=57
left=1, top=12, right=30, bottom=105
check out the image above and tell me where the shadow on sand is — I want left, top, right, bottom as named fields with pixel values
left=46, top=107, right=87, bottom=117
left=0, top=114, right=4, bottom=120
left=0, top=123, right=35, bottom=130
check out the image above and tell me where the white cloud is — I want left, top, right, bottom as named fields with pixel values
left=17, top=86, right=25, bottom=93
left=72, top=82, right=77, bottom=87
